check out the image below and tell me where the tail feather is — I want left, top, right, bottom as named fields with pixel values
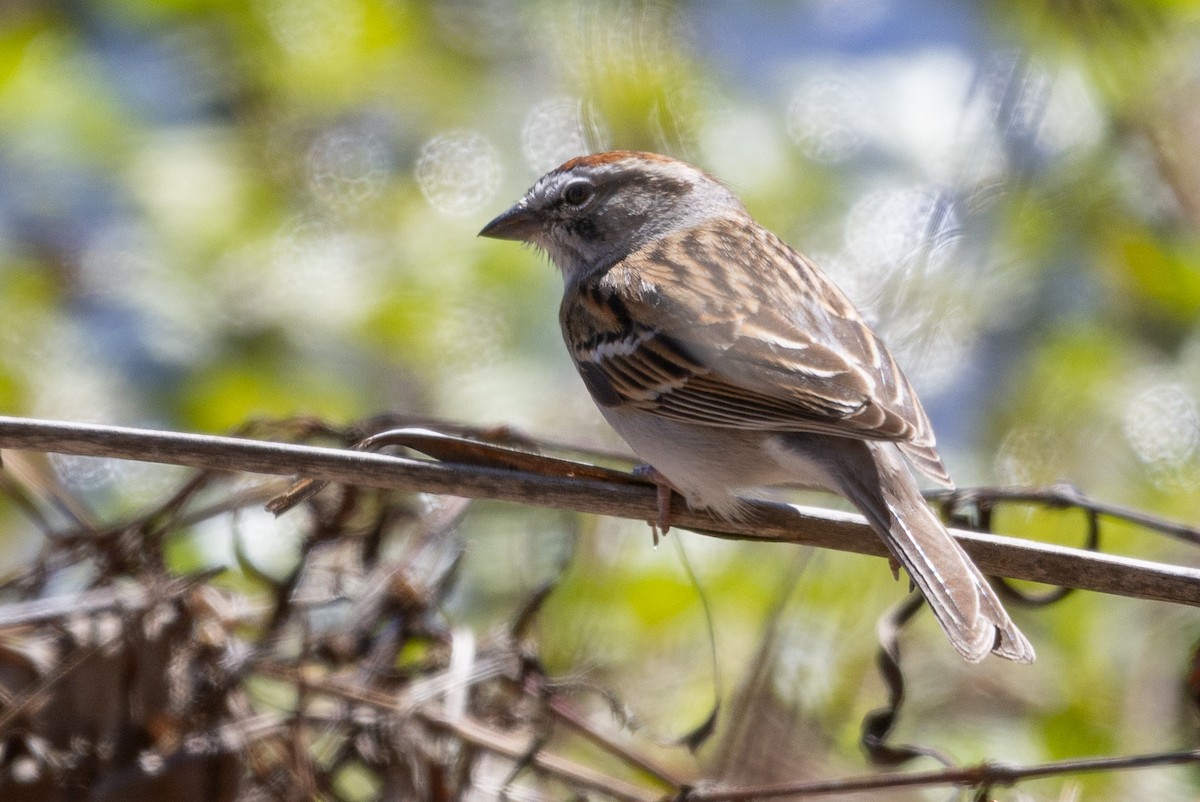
left=836, top=442, right=1034, bottom=663
left=899, top=440, right=955, bottom=489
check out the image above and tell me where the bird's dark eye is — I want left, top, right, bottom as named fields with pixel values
left=562, top=180, right=593, bottom=206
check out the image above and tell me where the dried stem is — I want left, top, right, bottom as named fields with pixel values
left=688, top=748, right=1200, bottom=800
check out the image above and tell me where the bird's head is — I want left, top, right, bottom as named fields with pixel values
left=479, top=151, right=743, bottom=284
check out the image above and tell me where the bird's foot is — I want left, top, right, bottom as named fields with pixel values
left=885, top=554, right=916, bottom=591
left=632, top=464, right=679, bottom=545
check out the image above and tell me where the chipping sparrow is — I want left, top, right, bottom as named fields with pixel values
left=480, top=151, right=1033, bottom=663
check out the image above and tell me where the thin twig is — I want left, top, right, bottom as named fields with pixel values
left=255, top=661, right=660, bottom=802
left=929, top=485, right=1200, bottom=546
left=688, top=748, right=1200, bottom=799
left=542, top=692, right=685, bottom=791
left=0, top=571, right=217, bottom=631
left=419, top=708, right=660, bottom=802
left=0, top=415, right=1197, bottom=607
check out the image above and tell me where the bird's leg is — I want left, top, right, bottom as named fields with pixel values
left=631, top=464, right=679, bottom=544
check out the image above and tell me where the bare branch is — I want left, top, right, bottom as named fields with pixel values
left=0, top=572, right=214, bottom=632
left=0, top=415, right=1197, bottom=607
left=928, top=485, right=1200, bottom=546
left=688, top=748, right=1200, bottom=799
left=255, top=660, right=662, bottom=802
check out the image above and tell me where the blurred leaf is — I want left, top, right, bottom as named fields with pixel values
left=179, top=356, right=363, bottom=431
left=1108, top=227, right=1200, bottom=331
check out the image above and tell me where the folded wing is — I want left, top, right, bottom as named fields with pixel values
left=561, top=215, right=953, bottom=487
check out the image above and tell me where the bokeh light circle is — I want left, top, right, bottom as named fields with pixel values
left=415, top=131, right=502, bottom=216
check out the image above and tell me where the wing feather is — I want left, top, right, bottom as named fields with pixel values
left=559, top=214, right=952, bottom=485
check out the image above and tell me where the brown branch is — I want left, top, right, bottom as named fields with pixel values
left=928, top=485, right=1200, bottom=546
left=688, top=748, right=1200, bottom=799
left=255, top=661, right=661, bottom=802
left=542, top=691, right=686, bottom=791
left=0, top=572, right=214, bottom=632
left=418, top=707, right=661, bottom=802
left=0, top=415, right=1198, bottom=607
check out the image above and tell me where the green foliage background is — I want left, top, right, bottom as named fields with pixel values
left=2, top=1, right=1200, bottom=798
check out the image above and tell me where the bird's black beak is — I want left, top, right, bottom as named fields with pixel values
left=478, top=202, right=541, bottom=242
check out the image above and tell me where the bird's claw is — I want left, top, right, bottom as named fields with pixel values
left=632, top=464, right=678, bottom=545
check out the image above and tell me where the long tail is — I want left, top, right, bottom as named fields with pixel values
left=833, top=441, right=1034, bottom=663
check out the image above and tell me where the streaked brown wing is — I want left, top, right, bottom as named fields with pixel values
left=566, top=314, right=913, bottom=438
left=560, top=214, right=951, bottom=484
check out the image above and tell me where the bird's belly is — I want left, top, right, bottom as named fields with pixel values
left=597, top=406, right=807, bottom=518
